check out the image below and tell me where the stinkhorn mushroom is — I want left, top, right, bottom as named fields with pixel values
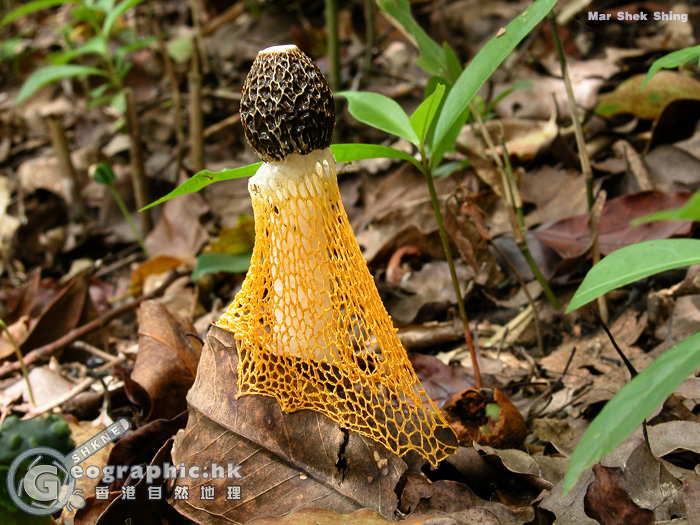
left=217, top=45, right=457, bottom=466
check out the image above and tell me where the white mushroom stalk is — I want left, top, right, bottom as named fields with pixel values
left=217, top=45, right=457, bottom=466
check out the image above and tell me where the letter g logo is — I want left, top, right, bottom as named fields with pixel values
left=24, top=465, right=61, bottom=501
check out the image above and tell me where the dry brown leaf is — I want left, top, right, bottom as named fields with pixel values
left=22, top=272, right=91, bottom=351
left=131, top=301, right=202, bottom=420
left=583, top=464, right=655, bottom=525
left=144, top=184, right=209, bottom=259
left=171, top=326, right=409, bottom=523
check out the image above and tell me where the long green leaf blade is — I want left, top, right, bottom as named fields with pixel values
left=15, top=65, right=108, bottom=104
left=566, top=239, right=700, bottom=313
left=410, top=84, right=445, bottom=144
left=142, top=143, right=421, bottom=211
left=338, top=91, right=419, bottom=146
left=641, top=45, right=700, bottom=88
left=50, top=37, right=108, bottom=65
left=192, top=252, right=252, bottom=281
left=563, top=329, right=700, bottom=494
left=0, top=0, right=75, bottom=26
left=633, top=189, right=700, bottom=224
left=376, top=0, right=446, bottom=78
left=331, top=143, right=419, bottom=168
left=103, top=0, right=144, bottom=36
left=432, top=0, right=556, bottom=153
left=141, top=163, right=262, bottom=211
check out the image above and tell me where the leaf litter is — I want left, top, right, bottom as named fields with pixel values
left=1, top=1, right=700, bottom=524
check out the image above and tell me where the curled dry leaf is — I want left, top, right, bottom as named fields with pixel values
left=583, top=464, right=655, bottom=525
left=442, top=386, right=526, bottom=449
left=171, top=326, right=408, bottom=523
left=131, top=301, right=202, bottom=421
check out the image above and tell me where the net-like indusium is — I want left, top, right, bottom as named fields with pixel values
left=217, top=148, right=458, bottom=466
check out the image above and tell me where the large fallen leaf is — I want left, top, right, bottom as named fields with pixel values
left=131, top=301, right=202, bottom=420
left=21, top=272, right=92, bottom=351
left=250, top=508, right=434, bottom=524
left=584, top=465, right=655, bottom=524
left=171, top=326, right=408, bottom=523
left=533, top=191, right=693, bottom=260
left=596, top=71, right=700, bottom=119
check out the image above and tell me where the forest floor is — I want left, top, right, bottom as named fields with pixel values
left=1, top=0, right=700, bottom=523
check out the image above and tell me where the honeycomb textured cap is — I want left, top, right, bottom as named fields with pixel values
left=241, top=45, right=335, bottom=162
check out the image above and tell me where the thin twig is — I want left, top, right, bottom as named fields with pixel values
left=587, top=304, right=638, bottom=378
left=44, top=116, right=86, bottom=222
left=187, top=0, right=210, bottom=73
left=547, top=12, right=607, bottom=321
left=188, top=49, right=205, bottom=173
left=469, top=102, right=560, bottom=309
left=0, top=271, right=183, bottom=378
left=362, top=0, right=375, bottom=85
left=325, top=0, right=340, bottom=93
left=152, top=16, right=186, bottom=177
left=124, top=88, right=153, bottom=234
left=24, top=353, right=127, bottom=418
left=0, top=319, right=35, bottom=405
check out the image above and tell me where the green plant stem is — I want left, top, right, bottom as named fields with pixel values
left=500, top=141, right=560, bottom=310
left=325, top=0, right=340, bottom=94
left=362, top=0, right=375, bottom=85
left=188, top=49, right=205, bottom=173
left=547, top=11, right=606, bottom=321
left=107, top=183, right=149, bottom=257
left=419, top=148, right=482, bottom=387
left=469, top=101, right=560, bottom=310
left=547, top=12, right=592, bottom=209
left=0, top=319, right=35, bottom=406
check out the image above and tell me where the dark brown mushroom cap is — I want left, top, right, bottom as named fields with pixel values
left=240, top=45, right=335, bottom=163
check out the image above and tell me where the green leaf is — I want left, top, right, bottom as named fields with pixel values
left=432, top=0, right=556, bottom=155
left=376, top=0, right=446, bottom=78
left=485, top=80, right=532, bottom=116
left=166, top=36, right=194, bottom=64
left=632, top=189, right=700, bottom=224
left=143, top=143, right=422, bottom=210
left=115, top=35, right=156, bottom=59
left=338, top=91, right=419, bottom=146
left=0, top=0, right=74, bottom=26
left=49, top=37, right=108, bottom=65
left=641, top=45, right=700, bottom=88
left=192, top=252, right=252, bottom=281
left=563, top=329, right=700, bottom=494
left=331, top=143, right=420, bottom=169
left=15, top=64, right=108, bottom=105
left=410, top=84, right=445, bottom=145
left=92, top=162, right=116, bottom=184
left=566, top=239, right=700, bottom=313
left=442, top=42, right=462, bottom=85
left=430, top=105, right=470, bottom=169
left=109, top=90, right=126, bottom=115
left=141, top=163, right=263, bottom=211
left=103, top=0, right=144, bottom=36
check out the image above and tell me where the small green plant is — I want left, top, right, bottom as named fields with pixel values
left=2, top=0, right=153, bottom=118
left=561, top=47, right=700, bottom=493
left=562, top=196, right=700, bottom=493
left=641, top=45, right=700, bottom=87
left=92, top=161, right=149, bottom=256
left=0, top=414, right=74, bottom=524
